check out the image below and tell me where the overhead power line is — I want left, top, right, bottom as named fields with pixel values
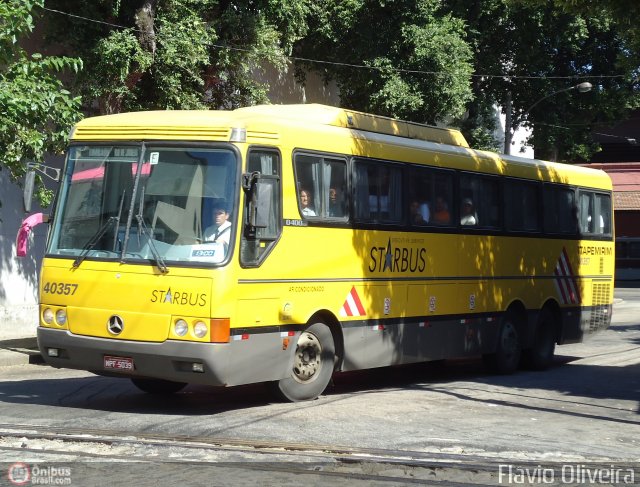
left=39, top=5, right=631, bottom=82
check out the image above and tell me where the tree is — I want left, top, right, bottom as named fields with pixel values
left=516, top=0, right=640, bottom=53
left=294, top=0, right=474, bottom=124
left=0, top=0, right=82, bottom=207
left=43, top=0, right=311, bottom=113
left=444, top=0, right=640, bottom=161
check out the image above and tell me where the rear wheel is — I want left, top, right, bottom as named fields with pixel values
left=483, top=312, right=521, bottom=374
left=273, top=322, right=335, bottom=402
left=522, top=307, right=557, bottom=370
left=131, top=377, right=187, bottom=395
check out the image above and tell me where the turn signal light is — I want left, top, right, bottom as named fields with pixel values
left=210, top=318, right=230, bottom=343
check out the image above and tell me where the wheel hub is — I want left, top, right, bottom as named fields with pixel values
left=293, top=331, right=322, bottom=383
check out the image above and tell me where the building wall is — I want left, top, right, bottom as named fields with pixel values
left=615, top=212, right=640, bottom=238
left=0, top=168, right=47, bottom=338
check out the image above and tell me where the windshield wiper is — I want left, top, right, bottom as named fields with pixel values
left=135, top=188, right=168, bottom=274
left=72, top=216, right=118, bottom=269
left=72, top=191, right=126, bottom=269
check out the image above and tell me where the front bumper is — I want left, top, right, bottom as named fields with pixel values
left=37, top=327, right=295, bottom=387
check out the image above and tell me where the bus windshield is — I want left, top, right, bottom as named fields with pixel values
left=48, top=144, right=238, bottom=266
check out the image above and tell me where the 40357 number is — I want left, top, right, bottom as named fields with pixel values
left=43, top=282, right=78, bottom=295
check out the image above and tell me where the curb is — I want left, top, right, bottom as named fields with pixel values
left=0, top=337, right=43, bottom=368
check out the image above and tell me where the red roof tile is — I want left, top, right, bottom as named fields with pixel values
left=615, top=192, right=640, bottom=210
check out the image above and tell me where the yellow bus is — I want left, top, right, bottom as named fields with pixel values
left=22, top=104, right=614, bottom=401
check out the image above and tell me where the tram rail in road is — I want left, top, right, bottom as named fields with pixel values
left=1, top=423, right=638, bottom=486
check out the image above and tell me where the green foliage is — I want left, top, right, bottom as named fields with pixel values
left=45, top=0, right=311, bottom=112
left=295, top=0, right=474, bottom=124
left=0, top=0, right=83, bottom=207
left=446, top=0, right=640, bottom=161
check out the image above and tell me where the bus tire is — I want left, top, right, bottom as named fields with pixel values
left=131, top=377, right=187, bottom=395
left=483, top=312, right=521, bottom=375
left=273, top=322, right=335, bottom=402
left=522, top=307, right=556, bottom=370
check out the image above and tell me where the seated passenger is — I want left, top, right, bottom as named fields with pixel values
left=329, top=187, right=344, bottom=217
left=460, top=198, right=477, bottom=226
left=432, top=196, right=451, bottom=224
left=300, top=189, right=316, bottom=216
left=409, top=200, right=429, bottom=224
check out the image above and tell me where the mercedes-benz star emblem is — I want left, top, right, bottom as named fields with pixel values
left=107, top=315, right=124, bottom=335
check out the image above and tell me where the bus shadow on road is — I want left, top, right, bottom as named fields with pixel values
left=0, top=370, right=282, bottom=416
left=0, top=351, right=638, bottom=419
left=325, top=355, right=640, bottom=421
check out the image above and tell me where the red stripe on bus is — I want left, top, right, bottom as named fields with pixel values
left=350, top=287, right=366, bottom=316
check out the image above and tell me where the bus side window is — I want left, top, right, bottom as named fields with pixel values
left=407, top=167, right=431, bottom=225
left=595, top=193, right=612, bottom=235
left=458, top=173, right=500, bottom=228
left=579, top=192, right=594, bottom=234
left=294, top=152, right=347, bottom=220
left=543, top=185, right=577, bottom=235
left=354, top=160, right=402, bottom=223
left=429, top=170, right=454, bottom=226
left=505, top=179, right=540, bottom=232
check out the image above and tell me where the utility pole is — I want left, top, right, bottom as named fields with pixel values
left=504, top=92, right=513, bottom=155
left=503, top=82, right=592, bottom=157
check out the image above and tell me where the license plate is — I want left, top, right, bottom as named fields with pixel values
left=104, top=355, right=134, bottom=371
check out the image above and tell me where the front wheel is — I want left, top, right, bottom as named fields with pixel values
left=483, top=313, right=521, bottom=374
left=131, top=377, right=187, bottom=395
left=272, top=322, right=335, bottom=402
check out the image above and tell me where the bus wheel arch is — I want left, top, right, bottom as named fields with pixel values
left=483, top=302, right=524, bottom=374
left=272, top=313, right=341, bottom=402
left=308, top=310, right=344, bottom=370
left=522, top=301, right=560, bottom=370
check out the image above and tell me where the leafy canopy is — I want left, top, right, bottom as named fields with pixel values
left=0, top=0, right=82, bottom=206
left=44, top=0, right=311, bottom=113
left=448, top=0, right=640, bottom=160
left=295, top=0, right=474, bottom=124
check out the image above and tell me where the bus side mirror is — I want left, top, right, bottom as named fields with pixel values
left=253, top=180, right=273, bottom=229
left=23, top=162, right=61, bottom=213
left=242, top=172, right=273, bottom=230
left=23, top=170, right=36, bottom=213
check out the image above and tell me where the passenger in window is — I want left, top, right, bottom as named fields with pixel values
left=299, top=189, right=316, bottom=216
left=432, top=196, right=451, bottom=224
left=460, top=198, right=477, bottom=226
left=204, top=202, right=232, bottom=248
left=409, top=200, right=429, bottom=224
left=329, top=187, right=344, bottom=217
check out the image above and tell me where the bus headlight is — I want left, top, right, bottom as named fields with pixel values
left=193, top=321, right=208, bottom=339
left=43, top=308, right=54, bottom=325
left=174, top=319, right=188, bottom=337
left=55, top=309, right=67, bottom=326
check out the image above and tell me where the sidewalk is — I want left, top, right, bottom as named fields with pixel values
left=0, top=330, right=42, bottom=368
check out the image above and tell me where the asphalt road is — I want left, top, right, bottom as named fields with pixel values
left=0, top=287, right=638, bottom=486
